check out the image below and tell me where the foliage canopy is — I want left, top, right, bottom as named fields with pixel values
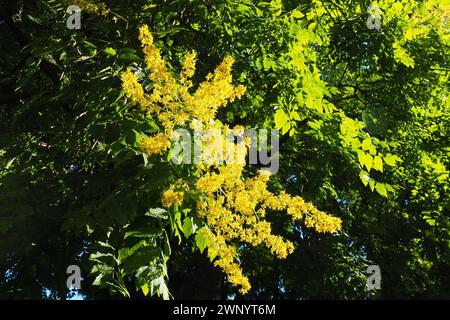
left=0, top=0, right=449, bottom=299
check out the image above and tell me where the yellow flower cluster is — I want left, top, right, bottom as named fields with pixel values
left=305, top=210, right=342, bottom=233
left=194, top=161, right=341, bottom=293
left=181, top=50, right=197, bottom=84
left=121, top=25, right=246, bottom=156
left=121, top=26, right=342, bottom=295
left=120, top=69, right=148, bottom=109
left=194, top=228, right=251, bottom=293
left=140, top=132, right=171, bottom=156
left=196, top=172, right=225, bottom=194
left=139, top=25, right=173, bottom=86
left=184, top=57, right=246, bottom=122
left=65, top=0, right=109, bottom=15
left=162, top=185, right=185, bottom=208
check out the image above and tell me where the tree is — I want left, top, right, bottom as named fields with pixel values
left=0, top=0, right=449, bottom=299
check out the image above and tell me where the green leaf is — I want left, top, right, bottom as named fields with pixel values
left=118, top=239, right=147, bottom=262
left=195, top=228, right=209, bottom=254
left=27, top=15, right=42, bottom=24
left=384, top=153, right=401, bottom=167
left=361, top=138, right=372, bottom=151
left=135, top=265, right=163, bottom=287
left=182, top=217, right=196, bottom=238
left=121, top=246, right=160, bottom=274
left=145, top=208, right=168, bottom=219
left=359, top=171, right=370, bottom=187
left=358, top=151, right=373, bottom=172
left=93, top=274, right=105, bottom=286
left=141, top=284, right=149, bottom=296
left=373, top=156, right=383, bottom=172
left=291, top=10, right=305, bottom=19
left=375, top=183, right=388, bottom=197
left=386, top=184, right=395, bottom=193
left=124, top=129, right=142, bottom=149
left=153, top=276, right=170, bottom=300
left=124, top=226, right=162, bottom=239
left=369, top=180, right=375, bottom=192
left=163, top=229, right=171, bottom=258
left=103, top=47, right=117, bottom=56
left=281, top=123, right=291, bottom=135
left=393, top=43, right=415, bottom=68
left=118, top=49, right=140, bottom=61
left=190, top=23, right=201, bottom=31
left=274, top=108, right=289, bottom=129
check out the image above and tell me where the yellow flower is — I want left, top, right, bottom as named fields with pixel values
left=286, top=196, right=306, bottom=220
left=196, top=172, right=224, bottom=194
left=181, top=50, right=197, bottom=83
left=140, top=133, right=171, bottom=156
left=305, top=210, right=342, bottom=233
left=139, top=25, right=172, bottom=85
left=162, top=186, right=184, bottom=207
left=233, top=191, right=257, bottom=215
left=263, top=194, right=286, bottom=211
left=120, top=69, right=148, bottom=109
